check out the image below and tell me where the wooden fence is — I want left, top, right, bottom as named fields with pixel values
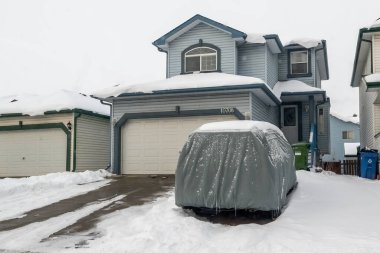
left=323, top=159, right=359, bottom=176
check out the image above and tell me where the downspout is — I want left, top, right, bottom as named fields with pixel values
left=100, top=99, right=112, bottom=171
left=73, top=112, right=82, bottom=172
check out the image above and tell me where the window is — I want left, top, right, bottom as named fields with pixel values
left=288, top=50, right=310, bottom=77
left=184, top=47, right=217, bottom=73
left=283, top=107, right=296, bottom=126
left=318, top=108, right=325, bottom=134
left=342, top=131, right=354, bottom=140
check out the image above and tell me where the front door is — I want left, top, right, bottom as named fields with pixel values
left=281, top=105, right=299, bottom=144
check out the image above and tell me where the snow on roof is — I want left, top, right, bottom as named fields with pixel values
left=93, top=72, right=267, bottom=99
left=364, top=73, right=380, bottom=83
left=194, top=120, right=286, bottom=139
left=0, top=90, right=110, bottom=117
left=245, top=33, right=266, bottom=44
left=344, top=142, right=360, bottom=156
left=330, top=112, right=359, bottom=124
left=369, top=18, right=380, bottom=29
left=284, top=38, right=322, bottom=48
left=273, top=80, right=324, bottom=98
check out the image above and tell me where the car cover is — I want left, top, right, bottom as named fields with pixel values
left=175, top=121, right=297, bottom=211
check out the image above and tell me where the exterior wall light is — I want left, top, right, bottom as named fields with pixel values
left=67, top=121, right=72, bottom=130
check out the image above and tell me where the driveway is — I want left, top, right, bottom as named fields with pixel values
left=0, top=175, right=174, bottom=236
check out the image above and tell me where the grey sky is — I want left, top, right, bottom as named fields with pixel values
left=0, top=0, right=378, bottom=117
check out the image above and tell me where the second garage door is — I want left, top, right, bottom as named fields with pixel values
left=0, top=129, right=67, bottom=177
left=121, top=115, right=237, bottom=174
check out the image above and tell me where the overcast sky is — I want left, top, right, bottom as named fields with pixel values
left=0, top=0, right=378, bottom=117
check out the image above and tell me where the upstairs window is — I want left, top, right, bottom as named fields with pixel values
left=184, top=47, right=217, bottom=73
left=288, top=49, right=311, bottom=77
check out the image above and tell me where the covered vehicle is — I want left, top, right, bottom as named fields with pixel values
left=175, top=120, right=297, bottom=215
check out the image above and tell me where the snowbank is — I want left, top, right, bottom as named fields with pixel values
left=59, top=171, right=380, bottom=253
left=93, top=72, right=266, bottom=98
left=0, top=90, right=110, bottom=116
left=0, top=170, right=112, bottom=221
left=284, top=38, right=321, bottom=48
left=273, top=80, right=324, bottom=98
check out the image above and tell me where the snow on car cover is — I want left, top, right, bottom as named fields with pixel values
left=175, top=120, right=297, bottom=211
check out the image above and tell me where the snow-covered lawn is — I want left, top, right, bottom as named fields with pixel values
left=0, top=170, right=111, bottom=221
left=2, top=170, right=380, bottom=253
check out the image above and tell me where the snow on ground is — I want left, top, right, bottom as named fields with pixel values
left=0, top=170, right=112, bottom=221
left=40, top=171, right=380, bottom=253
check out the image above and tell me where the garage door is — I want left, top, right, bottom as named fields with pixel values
left=0, top=129, right=67, bottom=177
left=121, top=115, right=237, bottom=174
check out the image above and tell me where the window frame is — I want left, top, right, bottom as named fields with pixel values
left=342, top=130, right=354, bottom=140
left=181, top=43, right=221, bottom=74
left=287, top=48, right=312, bottom=78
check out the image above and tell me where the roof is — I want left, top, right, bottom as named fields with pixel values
left=152, top=14, right=246, bottom=51
left=284, top=38, right=322, bottom=49
left=330, top=112, right=359, bottom=125
left=273, top=80, right=326, bottom=102
left=351, top=19, right=380, bottom=87
left=364, top=73, right=380, bottom=91
left=0, top=90, right=110, bottom=117
left=93, top=72, right=281, bottom=105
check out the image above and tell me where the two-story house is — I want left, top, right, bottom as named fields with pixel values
left=351, top=19, right=380, bottom=150
left=95, top=14, right=330, bottom=175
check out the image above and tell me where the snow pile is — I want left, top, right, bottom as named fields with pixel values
left=331, top=111, right=359, bottom=124
left=245, top=33, right=266, bottom=44
left=58, top=171, right=380, bottom=253
left=273, top=80, right=324, bottom=98
left=364, top=73, right=380, bottom=83
left=344, top=142, right=360, bottom=156
left=93, top=72, right=266, bottom=98
left=0, top=90, right=110, bottom=117
left=284, top=38, right=321, bottom=48
left=0, top=170, right=112, bottom=221
left=195, top=120, right=286, bottom=139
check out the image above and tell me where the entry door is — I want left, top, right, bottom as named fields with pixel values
left=281, top=105, right=299, bottom=144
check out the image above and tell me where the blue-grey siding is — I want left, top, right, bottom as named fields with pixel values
left=317, top=102, right=330, bottom=155
left=266, top=45, right=279, bottom=88
left=250, top=93, right=279, bottom=126
left=329, top=115, right=360, bottom=161
left=237, top=44, right=266, bottom=81
left=278, top=48, right=316, bottom=86
left=168, top=22, right=236, bottom=77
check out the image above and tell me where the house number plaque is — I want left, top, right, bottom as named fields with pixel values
left=220, top=107, right=235, bottom=114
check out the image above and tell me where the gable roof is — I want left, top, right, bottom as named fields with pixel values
left=152, top=14, right=247, bottom=51
left=351, top=19, right=380, bottom=87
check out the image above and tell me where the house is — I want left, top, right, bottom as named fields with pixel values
left=328, top=113, right=360, bottom=161
left=351, top=18, right=380, bottom=150
left=0, top=90, right=110, bottom=177
left=94, top=14, right=330, bottom=175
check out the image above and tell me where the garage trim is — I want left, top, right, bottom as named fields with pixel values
left=0, top=123, right=72, bottom=171
left=113, top=108, right=244, bottom=174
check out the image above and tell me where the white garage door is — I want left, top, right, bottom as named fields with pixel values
left=121, top=115, right=237, bottom=174
left=0, top=129, right=67, bottom=177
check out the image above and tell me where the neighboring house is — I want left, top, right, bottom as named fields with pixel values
left=0, top=90, right=110, bottom=177
left=329, top=113, right=360, bottom=161
left=94, top=14, right=330, bottom=175
left=351, top=18, right=380, bottom=150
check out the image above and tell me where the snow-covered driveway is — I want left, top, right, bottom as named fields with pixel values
left=2, top=171, right=380, bottom=252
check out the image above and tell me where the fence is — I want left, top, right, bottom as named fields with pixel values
left=323, top=159, right=359, bottom=176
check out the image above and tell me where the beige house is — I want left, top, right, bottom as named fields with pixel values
left=351, top=19, right=380, bottom=150
left=0, top=90, right=110, bottom=177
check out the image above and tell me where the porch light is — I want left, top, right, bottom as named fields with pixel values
left=67, top=121, right=72, bottom=130
left=304, top=105, right=309, bottom=113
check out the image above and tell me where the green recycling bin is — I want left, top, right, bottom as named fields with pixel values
left=292, top=142, right=310, bottom=170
